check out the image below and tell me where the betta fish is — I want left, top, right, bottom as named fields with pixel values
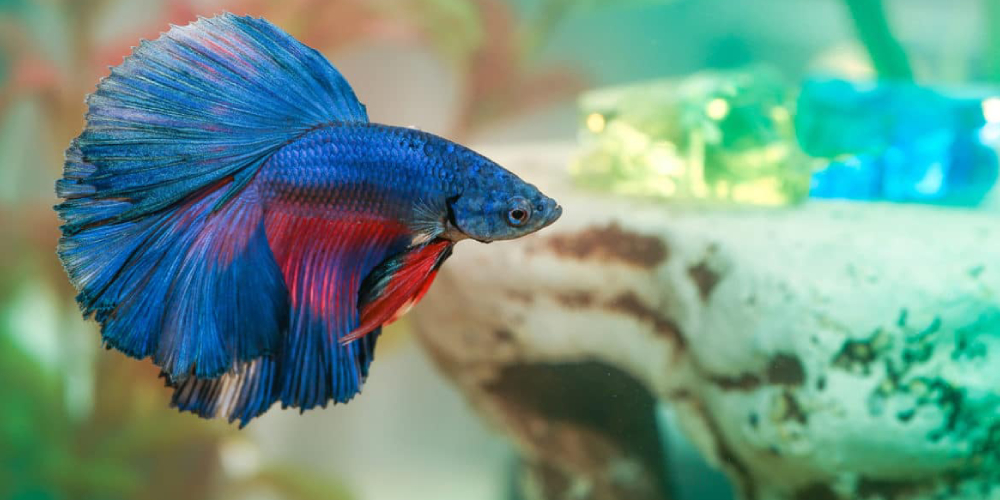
left=54, top=13, right=561, bottom=426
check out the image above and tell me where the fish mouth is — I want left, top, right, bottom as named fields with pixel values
left=539, top=204, right=562, bottom=230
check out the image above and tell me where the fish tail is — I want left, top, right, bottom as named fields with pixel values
left=56, top=12, right=369, bottom=407
left=58, top=164, right=287, bottom=378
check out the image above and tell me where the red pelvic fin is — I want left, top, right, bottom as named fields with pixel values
left=342, top=239, right=454, bottom=344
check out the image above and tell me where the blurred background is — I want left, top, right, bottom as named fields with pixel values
left=1, top=0, right=998, bottom=499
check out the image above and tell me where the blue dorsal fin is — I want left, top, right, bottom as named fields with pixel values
left=56, top=14, right=366, bottom=381
left=72, top=12, right=368, bottom=227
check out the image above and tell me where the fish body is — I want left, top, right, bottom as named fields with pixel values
left=257, top=123, right=560, bottom=241
left=55, top=14, right=560, bottom=425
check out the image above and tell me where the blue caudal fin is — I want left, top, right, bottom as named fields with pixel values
left=59, top=176, right=288, bottom=378
left=56, top=14, right=368, bottom=380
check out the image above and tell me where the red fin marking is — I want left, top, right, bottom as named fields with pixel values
left=263, top=210, right=410, bottom=409
left=265, top=214, right=408, bottom=316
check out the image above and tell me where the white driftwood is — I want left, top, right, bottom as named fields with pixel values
left=410, top=143, right=1000, bottom=500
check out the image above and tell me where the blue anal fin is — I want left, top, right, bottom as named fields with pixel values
left=168, top=327, right=380, bottom=426
left=264, top=211, right=406, bottom=411
left=169, top=358, right=279, bottom=427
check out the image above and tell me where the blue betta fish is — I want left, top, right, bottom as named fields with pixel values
left=55, top=13, right=561, bottom=426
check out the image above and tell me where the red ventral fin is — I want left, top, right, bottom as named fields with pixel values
left=264, top=211, right=410, bottom=409
left=341, top=239, right=454, bottom=344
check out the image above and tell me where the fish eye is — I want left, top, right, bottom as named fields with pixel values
left=509, top=208, right=528, bottom=224
left=506, top=197, right=532, bottom=227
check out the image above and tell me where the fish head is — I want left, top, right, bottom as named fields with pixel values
left=446, top=166, right=562, bottom=243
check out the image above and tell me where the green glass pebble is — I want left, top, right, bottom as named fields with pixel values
left=571, top=67, right=812, bottom=206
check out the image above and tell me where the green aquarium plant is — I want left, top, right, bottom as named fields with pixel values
left=842, top=0, right=913, bottom=81
left=0, top=283, right=356, bottom=500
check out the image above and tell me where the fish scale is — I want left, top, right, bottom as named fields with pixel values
left=258, top=124, right=475, bottom=219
